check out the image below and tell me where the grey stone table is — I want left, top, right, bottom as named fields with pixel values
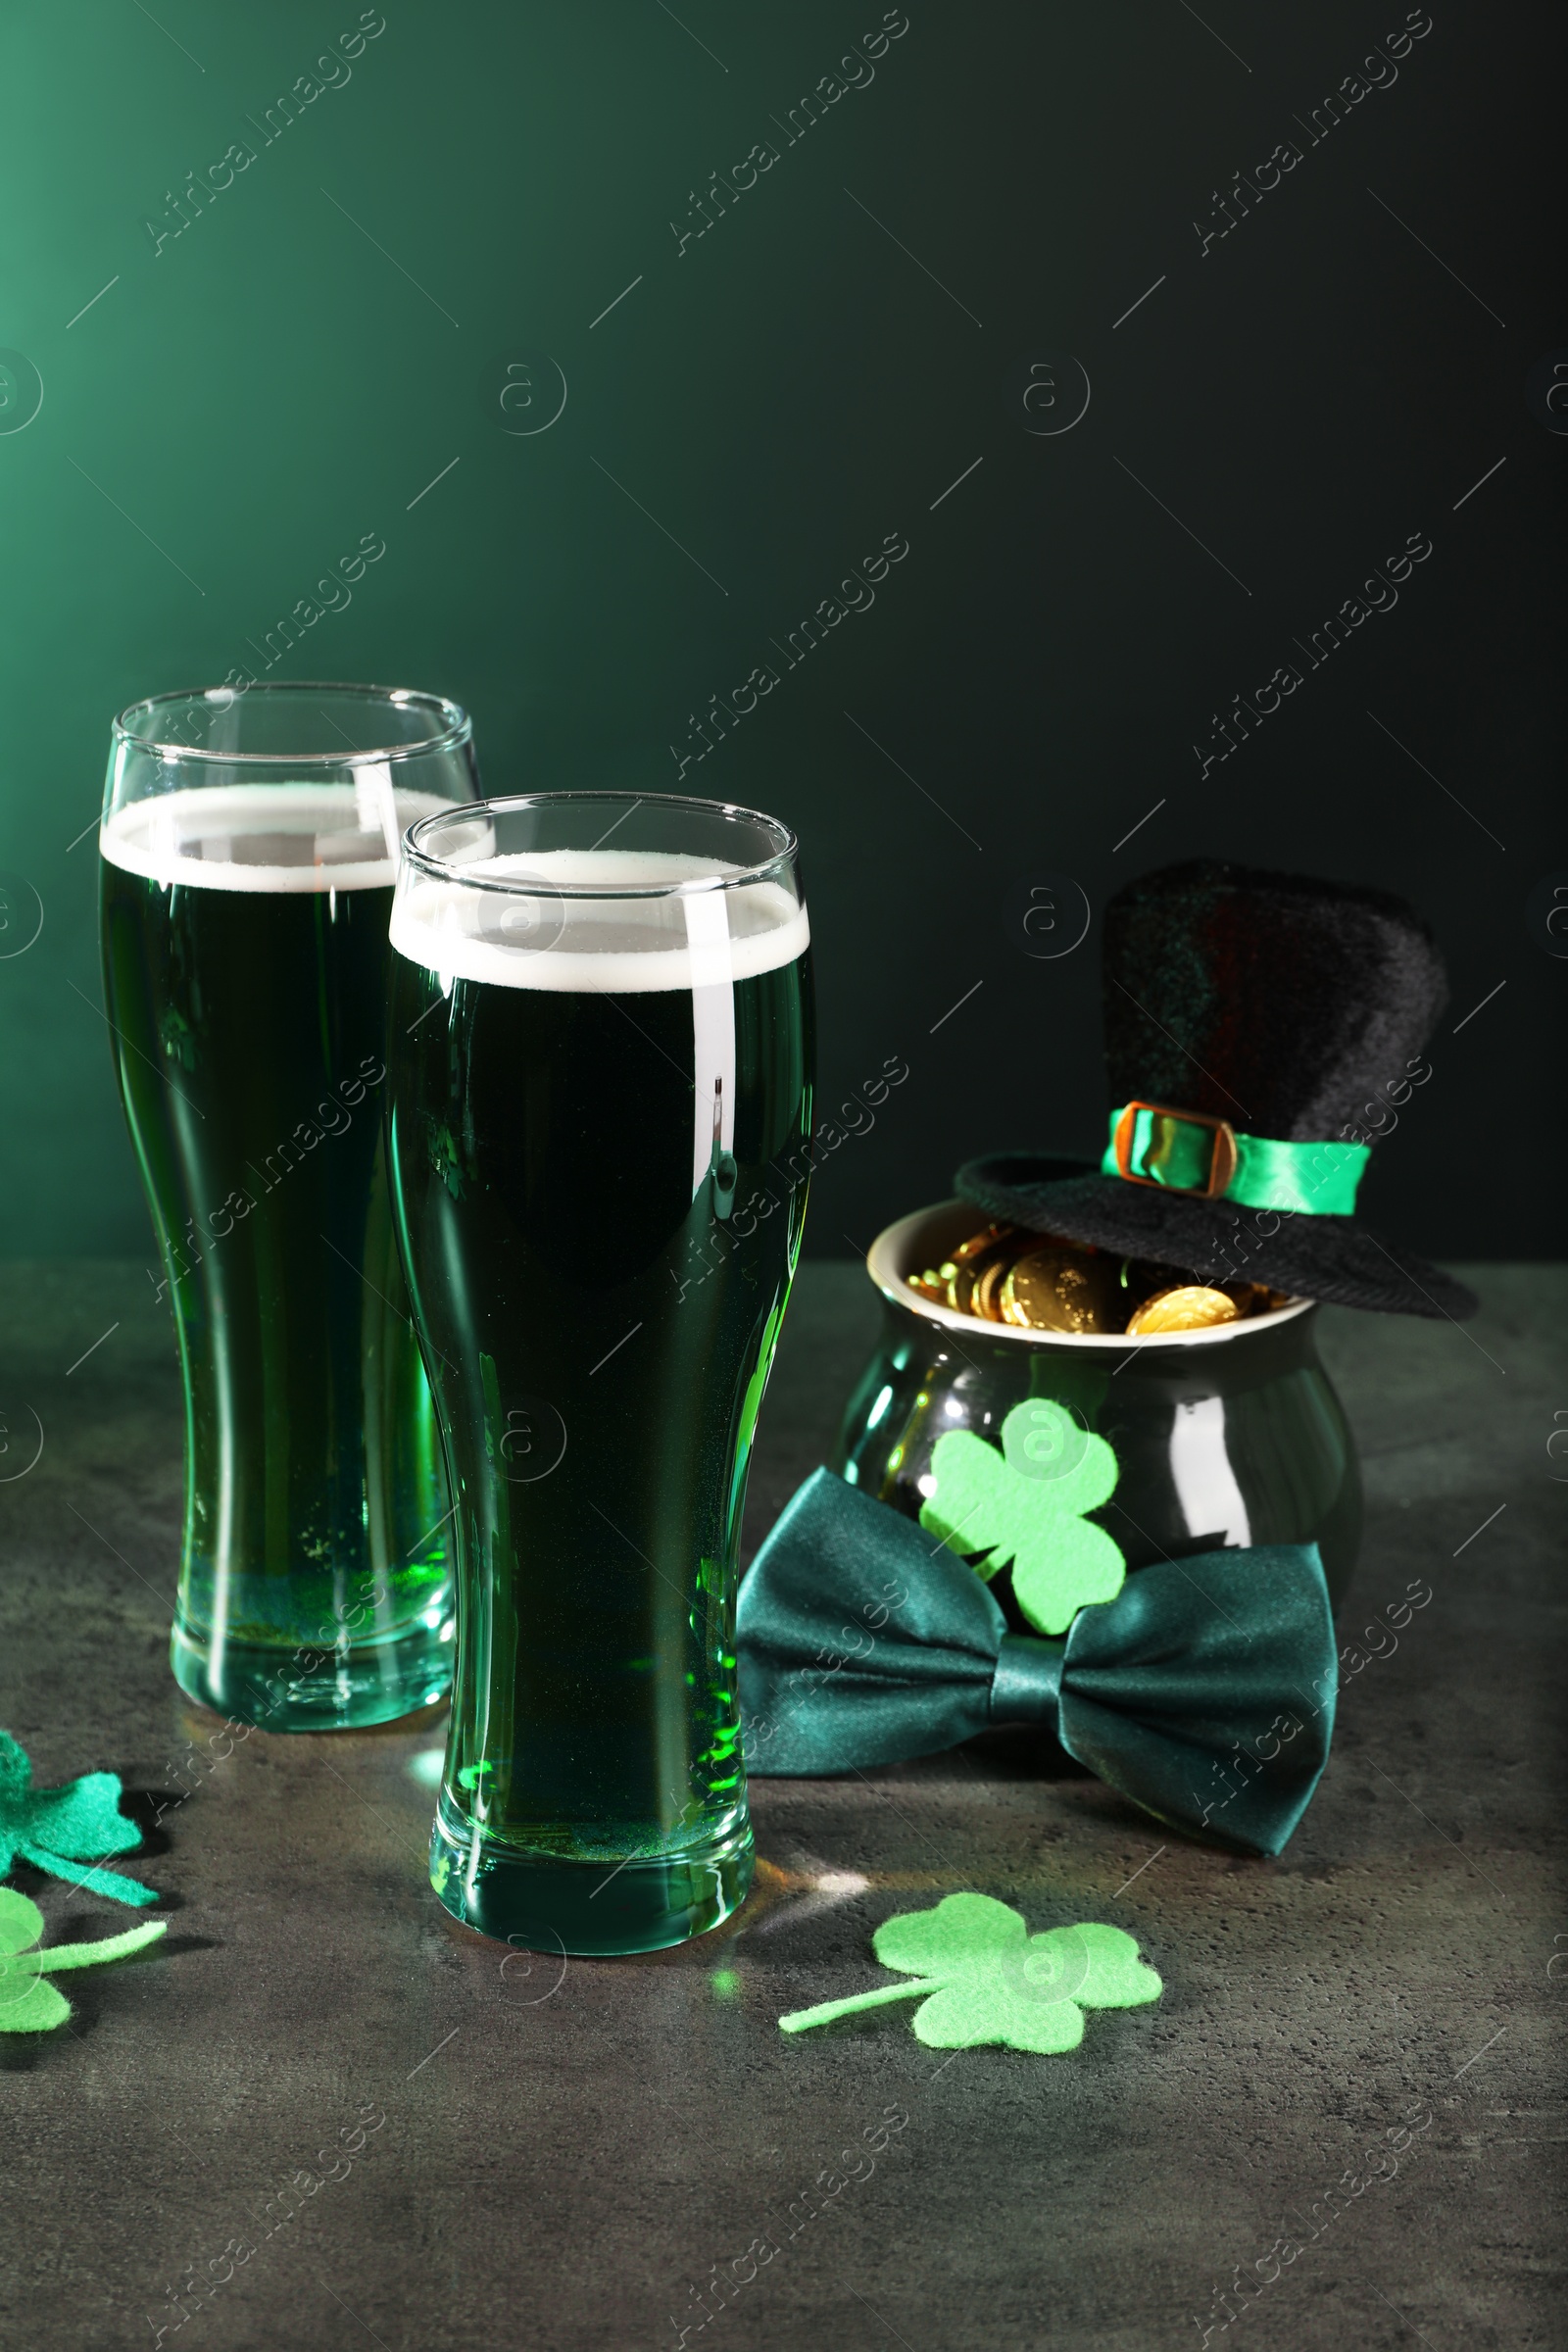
left=2, top=1260, right=1563, bottom=2352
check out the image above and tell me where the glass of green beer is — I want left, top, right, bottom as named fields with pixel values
left=386, top=793, right=814, bottom=1953
left=99, top=684, right=479, bottom=1730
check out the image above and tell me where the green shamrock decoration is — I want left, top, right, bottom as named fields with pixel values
left=0, top=1729, right=158, bottom=1906
left=779, top=1892, right=1161, bottom=2054
left=918, top=1398, right=1126, bottom=1635
left=0, top=1887, right=167, bottom=2034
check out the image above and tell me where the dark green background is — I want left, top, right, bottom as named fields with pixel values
left=0, top=0, right=1560, bottom=1261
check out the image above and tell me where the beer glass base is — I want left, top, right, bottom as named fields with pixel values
left=427, top=1795, right=754, bottom=1956
left=171, top=1619, right=454, bottom=1733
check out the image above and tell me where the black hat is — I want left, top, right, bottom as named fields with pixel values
left=957, top=858, right=1477, bottom=1319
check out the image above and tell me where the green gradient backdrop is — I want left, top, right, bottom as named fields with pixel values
left=0, top=0, right=1561, bottom=1260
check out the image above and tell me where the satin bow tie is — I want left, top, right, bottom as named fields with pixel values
left=736, top=1470, right=1338, bottom=1857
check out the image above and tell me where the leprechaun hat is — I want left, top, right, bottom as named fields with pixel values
left=956, top=858, right=1477, bottom=1318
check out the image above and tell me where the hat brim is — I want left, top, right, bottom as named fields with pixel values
left=956, top=1154, right=1478, bottom=1321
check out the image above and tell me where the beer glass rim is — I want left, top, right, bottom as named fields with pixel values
left=403, top=791, right=799, bottom=899
left=111, top=681, right=472, bottom=769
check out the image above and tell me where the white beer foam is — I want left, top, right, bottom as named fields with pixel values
left=391, top=850, right=809, bottom=994
left=100, top=781, right=455, bottom=894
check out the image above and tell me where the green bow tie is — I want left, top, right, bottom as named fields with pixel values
left=736, top=1471, right=1339, bottom=1857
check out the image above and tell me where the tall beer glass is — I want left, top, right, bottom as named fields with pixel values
left=100, top=684, right=479, bottom=1729
left=386, top=794, right=814, bottom=1953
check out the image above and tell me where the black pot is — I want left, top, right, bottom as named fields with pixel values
left=832, top=1200, right=1362, bottom=1610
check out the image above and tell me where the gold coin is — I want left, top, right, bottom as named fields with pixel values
left=1111, top=1257, right=1192, bottom=1323
left=970, top=1254, right=1012, bottom=1322
left=943, top=1225, right=1015, bottom=1316
left=949, top=1248, right=1004, bottom=1316
left=1125, top=1285, right=1241, bottom=1335
left=1001, top=1246, right=1117, bottom=1334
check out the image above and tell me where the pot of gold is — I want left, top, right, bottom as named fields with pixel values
left=828, top=856, right=1496, bottom=1628
left=833, top=1199, right=1362, bottom=1617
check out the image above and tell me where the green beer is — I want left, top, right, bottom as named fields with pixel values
left=99, top=687, right=477, bottom=1728
left=386, top=795, right=813, bottom=1952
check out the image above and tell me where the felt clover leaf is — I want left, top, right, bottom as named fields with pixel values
left=778, top=1891, right=1161, bottom=2055
left=918, top=1398, right=1126, bottom=1635
left=0, top=1728, right=158, bottom=1905
left=0, top=1886, right=167, bottom=2034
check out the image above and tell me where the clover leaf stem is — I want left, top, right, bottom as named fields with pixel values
left=24, top=1921, right=167, bottom=1974
left=778, top=1979, right=935, bottom=2034
left=18, top=1844, right=158, bottom=1906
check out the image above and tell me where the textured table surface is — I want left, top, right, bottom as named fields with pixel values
left=1, top=1259, right=1563, bottom=2352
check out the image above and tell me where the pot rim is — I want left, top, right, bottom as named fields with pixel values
left=867, top=1200, right=1315, bottom=1350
